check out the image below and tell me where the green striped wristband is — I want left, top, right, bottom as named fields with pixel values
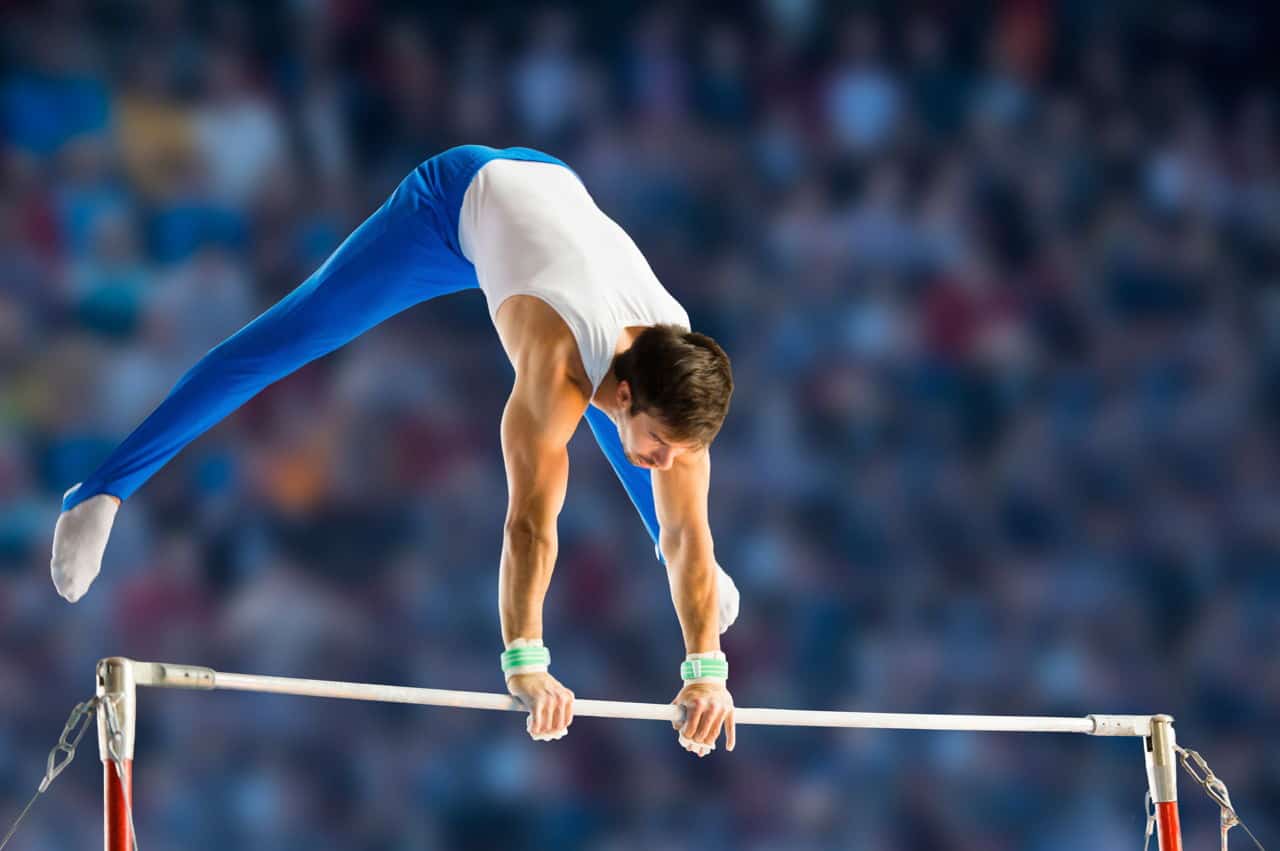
left=501, top=644, right=550, bottom=675
left=680, top=654, right=728, bottom=682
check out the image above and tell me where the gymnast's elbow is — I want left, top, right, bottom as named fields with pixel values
left=503, top=515, right=557, bottom=554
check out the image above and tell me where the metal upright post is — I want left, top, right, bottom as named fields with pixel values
left=96, top=658, right=136, bottom=851
left=1146, top=715, right=1182, bottom=851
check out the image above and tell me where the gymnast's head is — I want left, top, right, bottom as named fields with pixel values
left=611, top=325, right=733, bottom=470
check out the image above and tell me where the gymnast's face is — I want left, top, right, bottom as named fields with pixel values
left=616, top=382, right=697, bottom=471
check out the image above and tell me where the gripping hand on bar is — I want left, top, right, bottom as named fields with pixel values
left=507, top=674, right=575, bottom=742
left=672, top=680, right=736, bottom=756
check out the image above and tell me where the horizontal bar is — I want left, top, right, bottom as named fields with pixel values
left=121, top=659, right=1153, bottom=736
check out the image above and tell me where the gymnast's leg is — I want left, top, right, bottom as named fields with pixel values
left=583, top=406, right=739, bottom=632
left=50, top=171, right=478, bottom=601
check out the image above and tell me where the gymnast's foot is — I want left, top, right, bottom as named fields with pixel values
left=50, top=486, right=120, bottom=602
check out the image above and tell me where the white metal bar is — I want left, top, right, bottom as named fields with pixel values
left=214, top=672, right=1108, bottom=732
left=117, top=659, right=1152, bottom=736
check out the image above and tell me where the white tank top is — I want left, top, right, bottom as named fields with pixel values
left=458, top=159, right=691, bottom=392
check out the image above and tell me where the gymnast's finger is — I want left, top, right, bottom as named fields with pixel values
left=553, top=689, right=572, bottom=733
left=692, top=701, right=720, bottom=744
left=534, top=697, right=552, bottom=735
left=562, top=688, right=575, bottom=729
left=681, top=698, right=706, bottom=741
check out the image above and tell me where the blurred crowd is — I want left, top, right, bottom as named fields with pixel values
left=1, top=0, right=1278, bottom=849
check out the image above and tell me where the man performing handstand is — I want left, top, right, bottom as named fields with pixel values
left=49, top=145, right=739, bottom=756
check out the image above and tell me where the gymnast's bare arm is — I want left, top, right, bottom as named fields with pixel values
left=494, top=300, right=592, bottom=740
left=653, top=448, right=737, bottom=755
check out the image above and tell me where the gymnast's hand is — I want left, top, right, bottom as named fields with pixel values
left=507, top=671, right=576, bottom=742
left=672, top=681, right=736, bottom=757
left=50, top=488, right=121, bottom=603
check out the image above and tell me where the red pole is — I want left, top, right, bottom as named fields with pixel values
left=97, top=659, right=137, bottom=851
left=1154, top=801, right=1182, bottom=851
left=1146, top=716, right=1182, bottom=851
left=103, top=759, right=133, bottom=851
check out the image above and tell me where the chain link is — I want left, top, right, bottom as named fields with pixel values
left=1142, top=791, right=1156, bottom=851
left=39, top=697, right=98, bottom=794
left=1, top=697, right=102, bottom=849
left=1176, top=745, right=1266, bottom=851
left=0, top=695, right=142, bottom=851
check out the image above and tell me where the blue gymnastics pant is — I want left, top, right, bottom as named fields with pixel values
left=63, top=146, right=666, bottom=561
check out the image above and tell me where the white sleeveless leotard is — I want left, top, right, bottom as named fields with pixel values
left=458, top=159, right=690, bottom=392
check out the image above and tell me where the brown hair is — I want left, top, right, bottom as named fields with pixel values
left=612, top=325, right=734, bottom=446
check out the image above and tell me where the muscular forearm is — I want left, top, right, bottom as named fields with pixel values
left=499, top=521, right=558, bottom=644
left=664, top=533, right=720, bottom=653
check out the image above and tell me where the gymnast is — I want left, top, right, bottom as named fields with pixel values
left=49, top=145, right=738, bottom=756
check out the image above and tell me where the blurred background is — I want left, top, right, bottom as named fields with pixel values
left=1, top=0, right=1277, bottom=848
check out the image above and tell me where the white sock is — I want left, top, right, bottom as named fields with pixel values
left=50, top=488, right=119, bottom=602
left=717, top=563, right=739, bottom=634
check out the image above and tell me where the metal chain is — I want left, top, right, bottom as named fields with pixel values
left=0, top=697, right=101, bottom=850
left=1176, top=745, right=1266, bottom=851
left=0, top=695, right=142, bottom=851
left=1142, top=791, right=1156, bottom=851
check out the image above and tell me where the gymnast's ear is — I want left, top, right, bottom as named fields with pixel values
left=616, top=379, right=632, bottom=408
